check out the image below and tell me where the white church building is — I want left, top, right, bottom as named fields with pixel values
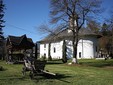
left=38, top=28, right=101, bottom=59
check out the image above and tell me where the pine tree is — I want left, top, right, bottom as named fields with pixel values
left=0, top=0, right=5, bottom=60
left=0, top=0, right=5, bottom=40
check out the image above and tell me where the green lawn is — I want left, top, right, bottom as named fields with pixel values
left=0, top=59, right=113, bottom=85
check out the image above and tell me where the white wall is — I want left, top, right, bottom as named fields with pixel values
left=66, top=40, right=73, bottom=59
left=50, top=41, right=63, bottom=59
left=40, top=36, right=98, bottom=59
left=40, top=43, right=49, bottom=58
left=40, top=41, right=63, bottom=59
left=78, top=39, right=94, bottom=59
left=66, top=36, right=98, bottom=59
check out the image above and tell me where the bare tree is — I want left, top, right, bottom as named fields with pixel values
left=87, top=20, right=101, bottom=33
left=104, top=9, right=113, bottom=57
left=62, top=40, right=67, bottom=63
left=49, top=0, right=102, bottom=64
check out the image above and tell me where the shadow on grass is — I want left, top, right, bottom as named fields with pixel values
left=0, top=66, right=7, bottom=71
left=0, top=77, right=25, bottom=81
left=0, top=73, right=71, bottom=84
left=33, top=73, right=71, bottom=83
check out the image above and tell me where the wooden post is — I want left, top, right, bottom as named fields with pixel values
left=35, top=43, right=37, bottom=59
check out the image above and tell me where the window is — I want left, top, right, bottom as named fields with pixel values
left=79, top=52, right=81, bottom=58
left=44, top=53, right=46, bottom=57
left=44, top=44, right=46, bottom=48
left=96, top=46, right=97, bottom=52
left=54, top=47, right=56, bottom=53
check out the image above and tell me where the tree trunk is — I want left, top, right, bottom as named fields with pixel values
left=48, top=43, right=52, bottom=61
left=72, top=31, right=78, bottom=64
left=62, top=40, right=67, bottom=63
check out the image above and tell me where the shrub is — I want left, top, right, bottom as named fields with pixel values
left=0, top=66, right=4, bottom=71
left=40, top=56, right=46, bottom=61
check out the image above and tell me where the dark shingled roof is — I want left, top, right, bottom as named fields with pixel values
left=39, top=28, right=102, bottom=43
left=7, top=34, right=35, bottom=50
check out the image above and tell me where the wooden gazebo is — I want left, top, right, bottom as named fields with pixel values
left=6, top=34, right=35, bottom=63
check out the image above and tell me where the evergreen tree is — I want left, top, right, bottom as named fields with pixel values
left=0, top=0, right=5, bottom=60
left=0, top=0, right=5, bottom=40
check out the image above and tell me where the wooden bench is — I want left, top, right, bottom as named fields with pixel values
left=22, top=60, right=47, bottom=77
left=22, top=60, right=56, bottom=79
left=34, top=60, right=46, bottom=71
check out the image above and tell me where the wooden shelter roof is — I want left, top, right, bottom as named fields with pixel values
left=6, top=34, right=35, bottom=50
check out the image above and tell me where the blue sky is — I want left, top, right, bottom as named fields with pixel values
left=4, top=0, right=50, bottom=42
left=3, top=0, right=113, bottom=42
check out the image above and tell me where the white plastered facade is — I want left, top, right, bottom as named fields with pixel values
left=40, top=36, right=98, bottom=59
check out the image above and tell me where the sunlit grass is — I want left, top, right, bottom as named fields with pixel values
left=0, top=59, right=113, bottom=85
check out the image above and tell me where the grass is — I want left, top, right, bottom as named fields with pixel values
left=0, top=59, right=113, bottom=85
